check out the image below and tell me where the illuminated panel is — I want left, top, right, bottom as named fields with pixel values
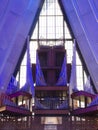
left=41, top=117, right=62, bottom=124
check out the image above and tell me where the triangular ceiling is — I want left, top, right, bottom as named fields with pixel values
left=16, top=0, right=91, bottom=91
left=19, top=0, right=73, bottom=87
left=0, top=0, right=98, bottom=93
left=25, top=0, right=89, bottom=91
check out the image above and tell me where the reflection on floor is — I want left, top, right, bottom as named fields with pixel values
left=44, top=125, right=57, bottom=130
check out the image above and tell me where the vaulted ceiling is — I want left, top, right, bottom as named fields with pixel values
left=0, top=0, right=98, bottom=92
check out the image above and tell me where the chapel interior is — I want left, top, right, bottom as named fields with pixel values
left=0, top=0, right=98, bottom=130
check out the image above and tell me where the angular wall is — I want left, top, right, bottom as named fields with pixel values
left=0, top=0, right=44, bottom=92
left=59, top=0, right=98, bottom=91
